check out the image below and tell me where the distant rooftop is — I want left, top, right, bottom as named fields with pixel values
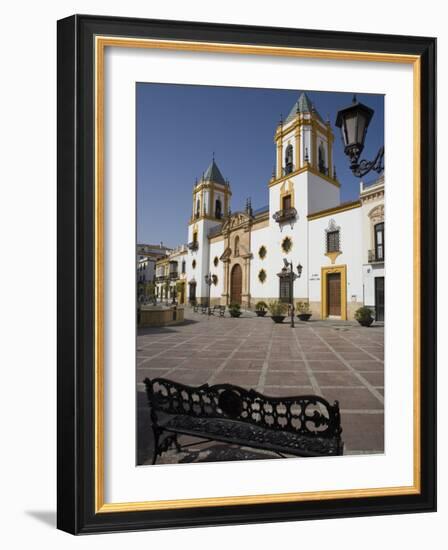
left=208, top=225, right=222, bottom=238
left=361, top=174, right=385, bottom=189
left=137, top=243, right=171, bottom=250
left=253, top=204, right=269, bottom=216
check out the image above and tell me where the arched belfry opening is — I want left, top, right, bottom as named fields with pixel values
left=318, top=142, right=327, bottom=175
left=215, top=197, right=222, bottom=219
left=285, top=144, right=293, bottom=174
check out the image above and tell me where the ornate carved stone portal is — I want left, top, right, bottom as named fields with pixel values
left=220, top=211, right=253, bottom=307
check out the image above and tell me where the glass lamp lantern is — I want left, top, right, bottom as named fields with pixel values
left=335, top=96, right=374, bottom=171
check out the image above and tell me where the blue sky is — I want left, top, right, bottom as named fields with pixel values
left=137, top=84, right=384, bottom=247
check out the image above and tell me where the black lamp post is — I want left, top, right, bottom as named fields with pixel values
left=335, top=95, right=384, bottom=178
left=204, top=272, right=213, bottom=310
left=283, top=259, right=303, bottom=328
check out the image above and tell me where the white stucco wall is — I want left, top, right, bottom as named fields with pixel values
left=263, top=172, right=309, bottom=300
left=186, top=219, right=223, bottom=301
left=361, top=184, right=385, bottom=311
left=209, top=239, right=225, bottom=300
left=308, top=207, right=363, bottom=307
left=248, top=224, right=272, bottom=299
left=363, top=263, right=385, bottom=307
left=307, top=172, right=340, bottom=214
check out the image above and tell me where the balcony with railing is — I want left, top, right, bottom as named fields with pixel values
left=368, top=249, right=384, bottom=263
left=187, top=241, right=199, bottom=251
left=272, top=207, right=297, bottom=224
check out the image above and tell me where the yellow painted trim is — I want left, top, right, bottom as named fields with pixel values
left=276, top=140, right=283, bottom=178
left=413, top=57, right=422, bottom=492
left=189, top=213, right=226, bottom=224
left=94, top=37, right=105, bottom=511
left=308, top=200, right=361, bottom=220
left=327, top=124, right=333, bottom=178
left=194, top=181, right=229, bottom=193
left=325, top=251, right=342, bottom=265
left=307, top=166, right=341, bottom=187
left=295, top=128, right=301, bottom=170
left=269, top=164, right=340, bottom=189
left=94, top=35, right=422, bottom=514
left=321, top=264, right=347, bottom=320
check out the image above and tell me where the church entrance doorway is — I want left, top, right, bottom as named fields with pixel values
left=230, top=264, right=242, bottom=305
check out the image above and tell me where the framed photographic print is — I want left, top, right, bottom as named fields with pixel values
left=57, top=15, right=436, bottom=534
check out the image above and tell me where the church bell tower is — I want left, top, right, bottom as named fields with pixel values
left=186, top=158, right=232, bottom=304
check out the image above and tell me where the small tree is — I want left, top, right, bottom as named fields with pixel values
left=267, top=301, right=288, bottom=316
left=354, top=306, right=374, bottom=327
left=296, top=300, right=311, bottom=314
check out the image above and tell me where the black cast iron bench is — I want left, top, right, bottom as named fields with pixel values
left=211, top=305, right=226, bottom=316
left=143, top=377, right=343, bottom=464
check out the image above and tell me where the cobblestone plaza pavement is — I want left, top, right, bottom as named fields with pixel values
left=137, top=310, right=384, bottom=464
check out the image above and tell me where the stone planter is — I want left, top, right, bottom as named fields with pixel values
left=297, top=313, right=312, bottom=321
left=255, top=310, right=267, bottom=317
left=138, top=305, right=184, bottom=327
left=271, top=315, right=285, bottom=324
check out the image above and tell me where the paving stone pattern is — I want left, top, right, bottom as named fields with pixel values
left=137, top=310, right=384, bottom=464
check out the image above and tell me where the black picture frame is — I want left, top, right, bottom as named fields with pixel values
left=57, top=14, right=436, bottom=534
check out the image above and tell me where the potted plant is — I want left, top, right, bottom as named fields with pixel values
left=296, top=300, right=312, bottom=321
left=254, top=301, right=268, bottom=317
left=228, top=303, right=242, bottom=318
left=267, top=300, right=287, bottom=323
left=355, top=306, right=374, bottom=327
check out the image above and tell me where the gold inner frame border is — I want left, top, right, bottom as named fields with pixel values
left=94, top=36, right=421, bottom=513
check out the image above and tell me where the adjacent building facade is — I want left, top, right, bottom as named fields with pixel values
left=137, top=243, right=172, bottom=302
left=154, top=245, right=188, bottom=304
left=149, top=92, right=385, bottom=321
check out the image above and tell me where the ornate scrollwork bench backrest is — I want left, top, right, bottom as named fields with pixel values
left=144, top=377, right=342, bottom=439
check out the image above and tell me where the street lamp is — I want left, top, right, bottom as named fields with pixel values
left=335, top=95, right=384, bottom=178
left=204, top=272, right=213, bottom=310
left=283, top=259, right=303, bottom=328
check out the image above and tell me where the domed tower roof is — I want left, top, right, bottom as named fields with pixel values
left=284, top=91, right=324, bottom=124
left=201, top=159, right=226, bottom=185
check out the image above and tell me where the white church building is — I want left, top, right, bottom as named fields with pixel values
left=156, top=92, right=385, bottom=321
